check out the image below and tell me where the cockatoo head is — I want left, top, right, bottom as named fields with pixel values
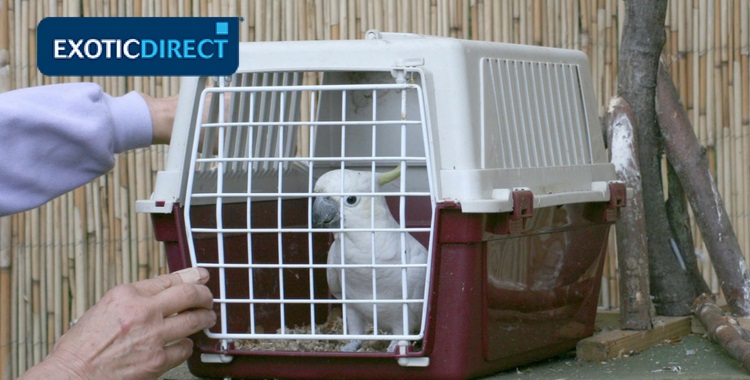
left=312, top=167, right=400, bottom=229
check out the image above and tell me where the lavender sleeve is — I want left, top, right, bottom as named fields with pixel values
left=0, top=83, right=153, bottom=216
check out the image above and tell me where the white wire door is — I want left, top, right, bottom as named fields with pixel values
left=181, top=71, right=435, bottom=353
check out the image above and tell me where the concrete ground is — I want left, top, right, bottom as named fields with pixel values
left=159, top=333, right=747, bottom=380
left=487, top=334, right=746, bottom=380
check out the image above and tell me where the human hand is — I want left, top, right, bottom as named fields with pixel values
left=140, top=92, right=178, bottom=145
left=141, top=89, right=230, bottom=148
left=20, top=267, right=215, bottom=380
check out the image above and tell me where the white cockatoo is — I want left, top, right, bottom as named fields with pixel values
left=312, top=167, right=428, bottom=352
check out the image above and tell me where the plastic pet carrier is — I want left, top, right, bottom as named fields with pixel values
left=137, top=30, right=626, bottom=379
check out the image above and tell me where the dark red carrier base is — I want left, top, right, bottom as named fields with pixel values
left=151, top=199, right=613, bottom=379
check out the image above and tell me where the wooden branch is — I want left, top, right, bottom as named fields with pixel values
left=656, top=62, right=750, bottom=316
left=665, top=161, right=712, bottom=297
left=605, top=97, right=653, bottom=330
left=694, top=294, right=750, bottom=372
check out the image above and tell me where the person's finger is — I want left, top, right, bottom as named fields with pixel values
left=161, top=308, right=217, bottom=343
left=174, top=267, right=210, bottom=285
left=130, top=267, right=210, bottom=296
left=155, top=282, right=214, bottom=317
left=159, top=338, right=195, bottom=374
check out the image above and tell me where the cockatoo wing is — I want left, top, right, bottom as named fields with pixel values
left=326, top=239, right=343, bottom=300
left=405, top=235, right=428, bottom=318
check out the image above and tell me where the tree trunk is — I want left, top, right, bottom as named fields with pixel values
left=618, top=0, right=694, bottom=315
left=656, top=63, right=750, bottom=316
left=694, top=294, right=750, bottom=371
left=605, top=97, right=653, bottom=330
left=665, top=161, right=712, bottom=297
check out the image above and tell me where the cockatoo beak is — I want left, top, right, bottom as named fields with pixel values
left=312, top=196, right=340, bottom=228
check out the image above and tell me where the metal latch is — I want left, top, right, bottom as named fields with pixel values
left=605, top=182, right=627, bottom=222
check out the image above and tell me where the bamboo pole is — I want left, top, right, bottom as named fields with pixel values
left=0, top=217, right=11, bottom=378
left=371, top=0, right=380, bottom=34
left=59, top=194, right=70, bottom=337
left=732, top=0, right=743, bottom=255
left=30, top=207, right=41, bottom=366
left=0, top=0, right=8, bottom=55
left=0, top=2, right=9, bottom=376
left=744, top=70, right=750, bottom=264
left=349, top=0, right=357, bottom=39
left=330, top=0, right=340, bottom=39
left=405, top=0, right=412, bottom=34
left=470, top=0, right=478, bottom=40
left=599, top=1, right=606, bottom=102
left=706, top=0, right=716, bottom=151
left=72, top=188, right=87, bottom=319
left=548, top=0, right=556, bottom=47
left=386, top=0, right=396, bottom=33
left=92, top=180, right=103, bottom=300
left=518, top=0, right=527, bottom=43
left=15, top=0, right=24, bottom=88
left=135, top=149, right=149, bottom=281
left=10, top=217, right=18, bottom=380
left=298, top=1, right=309, bottom=46
left=500, top=0, right=509, bottom=41
left=52, top=199, right=62, bottom=345
left=492, top=0, right=500, bottom=41
left=28, top=0, right=38, bottom=86
left=18, top=214, right=27, bottom=374
left=84, top=184, right=94, bottom=306
left=271, top=0, right=281, bottom=41
left=119, top=157, right=132, bottom=283
left=532, top=0, right=542, bottom=45
left=102, top=168, right=112, bottom=293
left=126, top=151, right=139, bottom=281
left=38, top=206, right=47, bottom=360
left=733, top=60, right=744, bottom=256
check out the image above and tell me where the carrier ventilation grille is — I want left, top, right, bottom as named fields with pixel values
left=482, top=59, right=593, bottom=169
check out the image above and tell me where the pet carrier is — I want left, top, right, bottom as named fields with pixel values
left=137, top=30, right=626, bottom=379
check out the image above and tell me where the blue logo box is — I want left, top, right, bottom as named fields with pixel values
left=38, top=17, right=240, bottom=76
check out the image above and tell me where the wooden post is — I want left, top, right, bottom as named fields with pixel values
left=605, top=97, right=653, bottom=330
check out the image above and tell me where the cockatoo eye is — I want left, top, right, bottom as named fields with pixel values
left=345, top=196, right=359, bottom=206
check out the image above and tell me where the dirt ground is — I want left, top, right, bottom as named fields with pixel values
left=160, top=333, right=747, bottom=380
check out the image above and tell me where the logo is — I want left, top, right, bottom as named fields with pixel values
left=37, top=17, right=240, bottom=76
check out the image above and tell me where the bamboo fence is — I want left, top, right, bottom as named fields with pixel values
left=0, top=0, right=747, bottom=378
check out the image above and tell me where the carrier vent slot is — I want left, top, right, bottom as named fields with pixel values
left=482, top=58, right=593, bottom=169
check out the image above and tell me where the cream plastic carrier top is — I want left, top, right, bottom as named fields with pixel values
left=136, top=30, right=616, bottom=215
